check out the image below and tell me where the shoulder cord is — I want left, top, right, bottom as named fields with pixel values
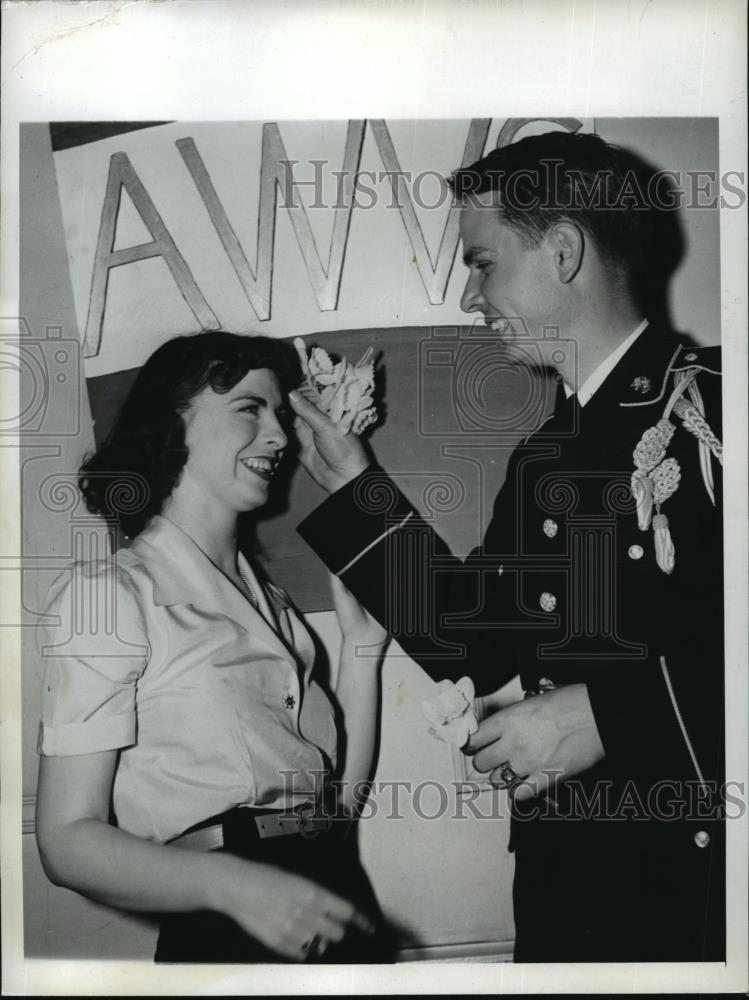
left=662, top=369, right=722, bottom=507
left=630, top=366, right=722, bottom=574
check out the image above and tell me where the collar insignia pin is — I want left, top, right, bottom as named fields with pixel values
left=631, top=376, right=651, bottom=394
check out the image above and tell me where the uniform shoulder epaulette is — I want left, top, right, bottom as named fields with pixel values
left=669, top=343, right=722, bottom=378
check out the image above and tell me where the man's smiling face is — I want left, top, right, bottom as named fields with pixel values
left=458, top=190, right=564, bottom=366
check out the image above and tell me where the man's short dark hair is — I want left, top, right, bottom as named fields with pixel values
left=450, top=130, right=669, bottom=297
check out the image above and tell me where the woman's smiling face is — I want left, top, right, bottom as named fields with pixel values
left=177, top=367, right=289, bottom=515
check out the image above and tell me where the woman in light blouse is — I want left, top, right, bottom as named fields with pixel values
left=35, top=332, right=392, bottom=963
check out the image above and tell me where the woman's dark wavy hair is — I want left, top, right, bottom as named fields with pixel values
left=79, top=332, right=302, bottom=538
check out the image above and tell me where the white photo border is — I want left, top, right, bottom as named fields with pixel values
left=1, top=0, right=746, bottom=994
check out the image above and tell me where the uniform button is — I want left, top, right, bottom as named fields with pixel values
left=628, top=544, right=644, bottom=560
left=282, top=694, right=296, bottom=709
left=539, top=592, right=557, bottom=612
left=538, top=677, right=556, bottom=691
left=694, top=830, right=710, bottom=848
left=542, top=518, right=558, bottom=538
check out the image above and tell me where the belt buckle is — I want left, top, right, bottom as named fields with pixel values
left=296, top=801, right=332, bottom=838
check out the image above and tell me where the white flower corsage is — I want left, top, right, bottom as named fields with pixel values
left=421, top=677, right=479, bottom=748
left=293, top=338, right=378, bottom=435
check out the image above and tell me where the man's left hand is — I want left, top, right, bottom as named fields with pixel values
left=466, top=684, right=605, bottom=802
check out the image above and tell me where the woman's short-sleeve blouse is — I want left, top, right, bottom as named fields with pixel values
left=37, top=516, right=338, bottom=844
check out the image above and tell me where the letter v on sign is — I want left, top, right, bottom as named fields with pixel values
left=368, top=119, right=491, bottom=304
left=177, top=122, right=367, bottom=320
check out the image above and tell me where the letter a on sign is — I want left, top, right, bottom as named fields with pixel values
left=83, top=152, right=219, bottom=358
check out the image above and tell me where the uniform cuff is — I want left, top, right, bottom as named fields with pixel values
left=38, top=712, right=136, bottom=756
left=298, top=467, right=416, bottom=574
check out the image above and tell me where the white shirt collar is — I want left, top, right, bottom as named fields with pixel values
left=564, top=318, right=649, bottom=407
left=133, top=514, right=278, bottom=622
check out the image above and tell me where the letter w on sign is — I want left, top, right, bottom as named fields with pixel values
left=177, top=123, right=367, bottom=319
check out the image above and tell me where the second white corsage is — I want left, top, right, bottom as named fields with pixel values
left=421, top=677, right=479, bottom=748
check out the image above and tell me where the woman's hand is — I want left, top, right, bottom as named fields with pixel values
left=36, top=753, right=373, bottom=962
left=330, top=573, right=388, bottom=648
left=212, top=855, right=374, bottom=961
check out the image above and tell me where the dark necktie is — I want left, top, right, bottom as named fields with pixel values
left=550, top=378, right=581, bottom=433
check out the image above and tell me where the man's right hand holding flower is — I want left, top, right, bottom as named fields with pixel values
left=289, top=389, right=371, bottom=493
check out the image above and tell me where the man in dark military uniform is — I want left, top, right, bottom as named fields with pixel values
left=289, top=131, right=725, bottom=962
